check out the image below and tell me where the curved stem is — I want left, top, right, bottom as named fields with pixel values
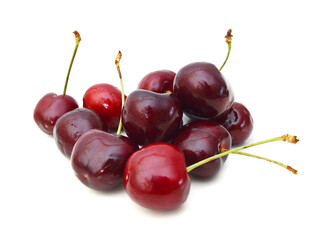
left=63, top=31, right=81, bottom=95
left=219, top=29, right=233, bottom=71
left=186, top=134, right=299, bottom=173
left=230, top=151, right=297, bottom=175
left=115, top=51, right=124, bottom=135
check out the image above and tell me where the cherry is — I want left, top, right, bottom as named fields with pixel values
left=71, top=51, right=139, bottom=191
left=213, top=102, right=254, bottom=145
left=34, top=94, right=78, bottom=135
left=53, top=108, right=104, bottom=158
left=173, top=29, right=234, bottom=120
left=124, top=143, right=191, bottom=210
left=71, top=129, right=138, bottom=190
left=173, top=61, right=234, bottom=119
left=172, top=120, right=231, bottom=178
left=124, top=134, right=298, bottom=210
left=83, top=83, right=125, bottom=131
left=122, top=90, right=183, bottom=146
left=33, top=31, right=81, bottom=135
left=83, top=52, right=126, bottom=132
left=137, top=70, right=175, bottom=93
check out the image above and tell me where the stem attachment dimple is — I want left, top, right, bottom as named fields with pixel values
left=63, top=31, right=81, bottom=95
left=219, top=29, right=233, bottom=71
left=115, top=51, right=125, bottom=135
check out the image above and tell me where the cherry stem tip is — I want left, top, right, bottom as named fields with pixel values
left=115, top=51, right=122, bottom=79
left=73, top=31, right=81, bottom=44
left=225, top=29, right=233, bottom=44
left=282, top=134, right=299, bottom=144
left=287, top=166, right=298, bottom=175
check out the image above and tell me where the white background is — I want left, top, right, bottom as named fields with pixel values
left=1, top=0, right=333, bottom=239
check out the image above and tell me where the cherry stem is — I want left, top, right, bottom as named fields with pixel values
left=219, top=29, right=233, bottom=71
left=115, top=51, right=125, bottom=135
left=228, top=151, right=297, bottom=174
left=186, top=134, right=299, bottom=173
left=63, top=31, right=81, bottom=95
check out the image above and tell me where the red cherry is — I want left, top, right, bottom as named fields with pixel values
left=172, top=120, right=231, bottom=178
left=173, top=30, right=235, bottom=120
left=173, top=62, right=234, bottom=119
left=53, top=108, right=104, bottom=158
left=213, top=102, right=253, bottom=145
left=34, top=93, right=78, bottom=135
left=83, top=83, right=125, bottom=130
left=71, top=129, right=138, bottom=191
left=33, top=31, right=81, bottom=135
left=137, top=70, right=175, bottom=93
left=122, top=90, right=183, bottom=146
left=124, top=143, right=191, bottom=210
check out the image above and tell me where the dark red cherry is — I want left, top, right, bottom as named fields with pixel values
left=71, top=129, right=138, bottom=191
left=213, top=102, right=253, bottom=145
left=173, top=62, right=234, bottom=120
left=34, top=93, right=78, bottom=135
left=137, top=70, right=175, bottom=93
left=124, top=143, right=191, bottom=210
left=33, top=31, right=81, bottom=135
left=83, top=83, right=125, bottom=131
left=172, top=120, right=231, bottom=178
left=122, top=90, right=183, bottom=146
left=53, top=108, right=104, bottom=158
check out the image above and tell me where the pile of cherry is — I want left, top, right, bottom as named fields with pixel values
left=34, top=30, right=298, bottom=210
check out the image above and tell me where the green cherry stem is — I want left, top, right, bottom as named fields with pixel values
left=226, top=150, right=297, bottom=174
left=63, top=31, right=81, bottom=95
left=186, top=134, right=299, bottom=174
left=115, top=51, right=125, bottom=135
left=219, top=29, right=233, bottom=71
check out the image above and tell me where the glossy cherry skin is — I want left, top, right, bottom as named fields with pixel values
left=124, top=143, right=191, bottom=210
left=172, top=120, right=231, bottom=178
left=83, top=83, right=125, bottom=131
left=173, top=62, right=234, bottom=120
left=53, top=108, right=104, bottom=158
left=71, top=129, right=139, bottom=191
left=213, top=102, right=253, bottom=145
left=33, top=93, right=78, bottom=135
left=138, top=70, right=175, bottom=93
left=122, top=90, right=183, bottom=146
